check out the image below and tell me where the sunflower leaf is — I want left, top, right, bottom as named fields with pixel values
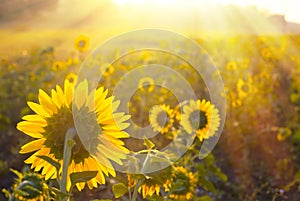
left=51, top=187, right=70, bottom=200
left=37, top=155, right=61, bottom=173
left=195, top=195, right=213, bottom=201
left=70, top=171, right=98, bottom=186
left=112, top=183, right=128, bottom=198
left=198, top=177, right=216, bottom=194
left=90, top=200, right=112, bottom=201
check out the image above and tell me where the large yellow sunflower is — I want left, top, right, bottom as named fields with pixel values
left=17, top=79, right=130, bottom=191
left=181, top=99, right=220, bottom=141
left=149, top=104, right=174, bottom=134
left=168, top=166, right=197, bottom=200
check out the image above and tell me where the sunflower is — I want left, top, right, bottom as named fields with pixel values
left=2, top=169, right=49, bottom=201
left=128, top=166, right=172, bottom=199
left=100, top=63, right=115, bottom=77
left=52, top=61, right=66, bottom=72
left=225, top=61, right=238, bottom=71
left=74, top=35, right=90, bottom=52
left=65, top=72, right=78, bottom=84
left=181, top=99, right=220, bottom=141
left=168, top=166, right=197, bottom=200
left=237, top=75, right=257, bottom=99
left=17, top=79, right=130, bottom=191
left=139, top=183, right=161, bottom=198
left=149, top=104, right=174, bottom=134
left=138, top=77, right=155, bottom=92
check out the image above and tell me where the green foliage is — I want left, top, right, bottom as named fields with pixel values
left=112, top=183, right=128, bottom=198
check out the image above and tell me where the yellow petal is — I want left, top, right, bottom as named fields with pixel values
left=38, top=89, right=57, bottom=114
left=64, top=79, right=74, bottom=107
left=27, top=102, right=50, bottom=117
left=74, top=79, right=88, bottom=109
left=20, top=138, right=45, bottom=153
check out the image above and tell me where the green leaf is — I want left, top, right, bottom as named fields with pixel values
left=198, top=177, right=216, bottom=194
left=37, top=155, right=61, bottom=173
left=70, top=171, right=98, bottom=186
left=149, top=155, right=171, bottom=164
left=195, top=195, right=213, bottom=201
left=196, top=163, right=205, bottom=176
left=214, top=168, right=228, bottom=182
left=295, top=169, right=300, bottom=180
left=90, top=200, right=112, bottom=201
left=51, top=187, right=70, bottom=200
left=112, top=183, right=128, bottom=198
left=144, top=138, right=155, bottom=149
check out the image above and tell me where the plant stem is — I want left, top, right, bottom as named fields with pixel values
left=60, top=128, right=76, bottom=200
left=131, top=179, right=144, bottom=201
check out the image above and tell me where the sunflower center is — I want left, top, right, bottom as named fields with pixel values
left=142, top=81, right=151, bottom=89
left=78, top=40, right=86, bottom=47
left=156, top=111, right=170, bottom=128
left=43, top=105, right=93, bottom=164
left=189, top=110, right=208, bottom=130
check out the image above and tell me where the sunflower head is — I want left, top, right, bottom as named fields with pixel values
left=66, top=73, right=78, bottom=84
left=17, top=79, right=130, bottom=191
left=129, top=166, right=172, bottom=199
left=237, top=75, right=257, bottom=100
left=2, top=169, right=49, bottom=201
left=52, top=61, right=66, bottom=72
left=225, top=61, right=238, bottom=71
left=181, top=99, right=220, bottom=141
left=138, top=77, right=155, bottom=92
left=74, top=35, right=90, bottom=52
left=149, top=104, right=174, bottom=134
left=168, top=166, right=197, bottom=201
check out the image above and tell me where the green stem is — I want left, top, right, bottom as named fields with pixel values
left=131, top=179, right=144, bottom=201
left=60, top=128, right=76, bottom=200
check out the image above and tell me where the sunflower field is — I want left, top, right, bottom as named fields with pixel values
left=1, top=2, right=300, bottom=201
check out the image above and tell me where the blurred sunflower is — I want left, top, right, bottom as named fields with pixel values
left=2, top=169, right=49, bottom=201
left=181, top=99, right=220, bottom=141
left=17, top=79, right=130, bottom=191
left=128, top=167, right=172, bottom=199
left=225, top=61, right=238, bottom=71
left=65, top=72, right=78, bottom=84
left=138, top=77, right=155, bottom=92
left=237, top=75, right=257, bottom=99
left=100, top=63, right=115, bottom=77
left=74, top=35, right=90, bottom=52
left=168, top=166, right=196, bottom=200
left=52, top=61, right=66, bottom=72
left=149, top=104, right=174, bottom=134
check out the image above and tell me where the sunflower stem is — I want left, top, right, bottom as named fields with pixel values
left=60, top=128, right=76, bottom=200
left=131, top=178, right=144, bottom=201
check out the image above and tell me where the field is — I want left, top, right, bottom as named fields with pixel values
left=1, top=1, right=300, bottom=201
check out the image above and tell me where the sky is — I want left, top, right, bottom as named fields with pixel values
left=112, top=0, right=300, bottom=23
